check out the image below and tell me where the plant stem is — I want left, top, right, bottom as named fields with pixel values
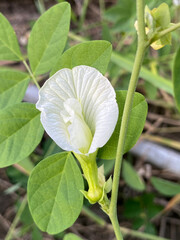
left=109, top=0, right=147, bottom=239
left=157, top=22, right=180, bottom=38
left=79, top=0, right=89, bottom=30
left=147, top=22, right=180, bottom=47
left=5, top=195, right=27, bottom=240
left=37, top=0, right=46, bottom=14
left=81, top=207, right=170, bottom=240
left=118, top=226, right=170, bottom=240
left=22, top=60, right=40, bottom=89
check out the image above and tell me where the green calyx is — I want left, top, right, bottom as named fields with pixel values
left=74, top=151, right=103, bottom=204
left=74, top=152, right=113, bottom=207
left=145, top=3, right=171, bottom=50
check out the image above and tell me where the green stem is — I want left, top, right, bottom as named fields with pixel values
left=22, top=60, right=40, bottom=89
left=37, top=0, right=46, bottom=14
left=68, top=31, right=88, bottom=42
left=147, top=22, right=180, bottom=47
left=157, top=22, right=180, bottom=38
left=80, top=207, right=170, bottom=240
left=5, top=195, right=27, bottom=240
left=118, top=226, right=170, bottom=240
left=109, top=0, right=147, bottom=239
left=79, top=0, right=89, bottom=30
left=99, top=0, right=105, bottom=21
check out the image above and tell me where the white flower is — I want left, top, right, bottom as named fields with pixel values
left=173, top=0, right=180, bottom=6
left=36, top=65, right=118, bottom=155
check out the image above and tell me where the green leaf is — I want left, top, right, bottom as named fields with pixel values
left=111, top=51, right=173, bottom=95
left=152, top=3, right=170, bottom=29
left=104, top=0, right=136, bottom=33
left=0, top=68, right=29, bottom=109
left=51, top=40, right=112, bottom=75
left=0, top=13, right=22, bottom=61
left=122, top=160, right=145, bottom=191
left=151, top=176, right=180, bottom=196
left=173, top=47, right=180, bottom=111
left=28, top=152, right=84, bottom=234
left=32, top=227, right=43, bottom=240
left=0, top=103, right=44, bottom=167
left=64, top=233, right=83, bottom=240
left=28, top=2, right=71, bottom=75
left=98, top=91, right=147, bottom=159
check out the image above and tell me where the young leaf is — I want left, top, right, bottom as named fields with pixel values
left=64, top=233, right=83, bottom=240
left=122, top=160, right=145, bottom=191
left=0, top=13, right=22, bottom=61
left=28, top=2, right=71, bottom=75
left=51, top=40, right=112, bottom=75
left=28, top=152, right=84, bottom=234
left=98, top=91, right=147, bottom=159
left=0, top=68, right=29, bottom=109
left=0, top=103, right=44, bottom=167
left=173, top=47, right=180, bottom=111
left=151, top=176, right=180, bottom=196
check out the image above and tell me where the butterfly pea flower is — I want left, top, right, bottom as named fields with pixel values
left=36, top=65, right=118, bottom=156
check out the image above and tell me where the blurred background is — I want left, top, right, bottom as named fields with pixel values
left=1, top=0, right=180, bottom=239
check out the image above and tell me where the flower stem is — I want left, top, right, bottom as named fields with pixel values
left=109, top=0, right=147, bottom=239
left=22, top=60, right=40, bottom=89
left=5, top=195, right=27, bottom=240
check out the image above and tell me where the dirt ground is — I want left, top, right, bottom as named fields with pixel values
left=1, top=0, right=180, bottom=239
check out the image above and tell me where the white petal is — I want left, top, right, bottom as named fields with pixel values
left=36, top=68, right=77, bottom=152
left=36, top=65, right=118, bottom=154
left=72, top=66, right=118, bottom=154
left=62, top=98, right=92, bottom=154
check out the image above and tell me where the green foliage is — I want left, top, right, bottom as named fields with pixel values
left=28, top=2, right=71, bottom=75
left=146, top=3, right=171, bottom=50
left=104, top=0, right=172, bottom=34
left=124, top=194, right=162, bottom=233
left=152, top=3, right=171, bottom=29
left=51, top=41, right=112, bottom=75
left=122, top=160, right=145, bottom=191
left=0, top=103, right=44, bottom=167
left=43, top=139, right=63, bottom=158
left=111, top=52, right=173, bottom=95
left=28, top=152, right=84, bottom=234
left=20, top=204, right=43, bottom=240
left=104, top=0, right=136, bottom=33
left=64, top=233, right=83, bottom=240
left=0, top=68, right=29, bottom=109
left=6, top=166, right=28, bottom=188
left=0, top=13, right=22, bottom=61
left=173, top=47, right=180, bottom=111
left=151, top=176, right=180, bottom=196
left=98, top=91, right=147, bottom=159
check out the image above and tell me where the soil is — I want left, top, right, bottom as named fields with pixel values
left=1, top=0, right=180, bottom=240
